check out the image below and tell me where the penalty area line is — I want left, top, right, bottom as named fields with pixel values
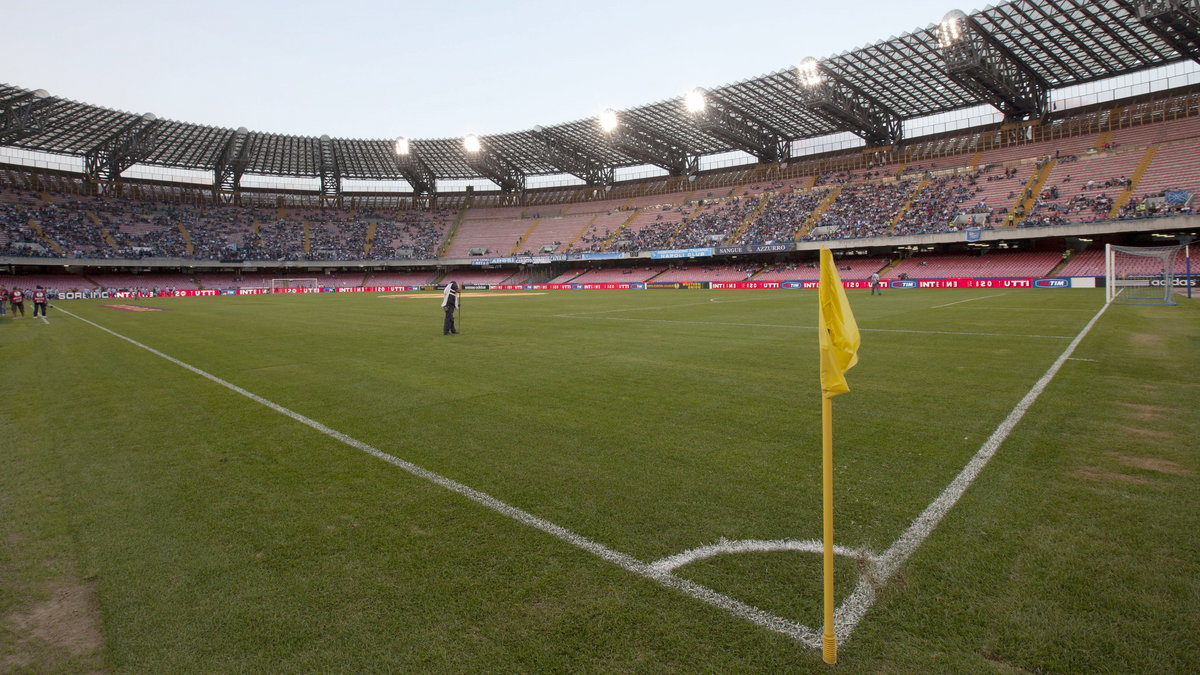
left=54, top=306, right=823, bottom=647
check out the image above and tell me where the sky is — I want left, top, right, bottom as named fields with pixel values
left=6, top=0, right=980, bottom=141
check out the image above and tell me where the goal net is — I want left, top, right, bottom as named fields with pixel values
left=270, top=278, right=319, bottom=291
left=1105, top=244, right=1184, bottom=305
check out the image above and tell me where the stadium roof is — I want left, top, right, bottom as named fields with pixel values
left=1, top=0, right=1196, bottom=188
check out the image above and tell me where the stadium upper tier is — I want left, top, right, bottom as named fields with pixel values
left=2, top=106, right=1198, bottom=263
left=1, top=0, right=1195, bottom=191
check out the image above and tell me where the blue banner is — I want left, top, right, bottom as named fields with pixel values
left=965, top=228, right=982, bottom=242
left=649, top=247, right=714, bottom=259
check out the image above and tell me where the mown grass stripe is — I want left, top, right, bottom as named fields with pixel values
left=834, top=299, right=1111, bottom=640
left=54, top=305, right=823, bottom=646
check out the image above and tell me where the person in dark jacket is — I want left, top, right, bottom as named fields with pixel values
left=10, top=287, right=25, bottom=318
left=441, top=280, right=459, bottom=335
left=32, top=286, right=48, bottom=318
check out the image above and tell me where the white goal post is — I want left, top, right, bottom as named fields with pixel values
left=270, top=278, right=319, bottom=291
left=1105, top=244, right=1185, bottom=305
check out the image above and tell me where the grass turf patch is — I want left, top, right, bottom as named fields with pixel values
left=1, top=288, right=1197, bottom=671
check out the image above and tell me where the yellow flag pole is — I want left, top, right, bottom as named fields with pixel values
left=817, top=245, right=857, bottom=665
left=822, top=394, right=837, bottom=665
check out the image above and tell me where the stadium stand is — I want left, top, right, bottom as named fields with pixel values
left=888, top=251, right=1063, bottom=279
left=651, top=265, right=758, bottom=283
left=365, top=271, right=439, bottom=286
left=569, top=266, right=666, bottom=283
left=2, top=84, right=1199, bottom=290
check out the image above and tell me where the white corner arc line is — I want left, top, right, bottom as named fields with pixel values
left=649, top=538, right=862, bottom=575
left=832, top=300, right=1111, bottom=641
left=54, top=307, right=822, bottom=647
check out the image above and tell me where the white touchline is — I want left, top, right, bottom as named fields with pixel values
left=930, top=293, right=1007, bottom=309
left=54, top=306, right=822, bottom=646
left=56, top=298, right=1108, bottom=650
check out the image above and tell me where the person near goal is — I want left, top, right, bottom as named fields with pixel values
left=441, top=280, right=460, bottom=335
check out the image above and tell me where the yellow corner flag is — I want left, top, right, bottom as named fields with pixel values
left=817, top=246, right=860, bottom=665
left=819, top=247, right=860, bottom=398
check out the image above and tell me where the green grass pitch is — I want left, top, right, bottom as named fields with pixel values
left=2, top=288, right=1197, bottom=672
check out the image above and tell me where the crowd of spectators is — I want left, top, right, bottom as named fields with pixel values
left=0, top=187, right=452, bottom=261
left=805, top=179, right=917, bottom=241
left=890, top=168, right=989, bottom=235
left=2, top=157, right=1193, bottom=261
left=737, top=190, right=828, bottom=245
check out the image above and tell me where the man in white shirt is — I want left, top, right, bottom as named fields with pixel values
left=441, top=281, right=460, bottom=335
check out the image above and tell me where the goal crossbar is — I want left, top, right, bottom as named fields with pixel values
left=1105, top=244, right=1182, bottom=305
left=270, top=278, right=319, bottom=291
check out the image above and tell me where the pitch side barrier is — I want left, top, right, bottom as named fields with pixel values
left=50, top=277, right=1117, bottom=301
left=497, top=277, right=1099, bottom=290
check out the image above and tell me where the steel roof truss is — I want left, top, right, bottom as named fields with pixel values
left=464, top=141, right=526, bottom=193
left=530, top=126, right=613, bottom=185
left=1136, top=0, right=1200, bottom=62
left=939, top=13, right=1050, bottom=120
left=83, top=114, right=162, bottom=183
left=796, top=62, right=903, bottom=146
left=0, top=90, right=54, bottom=145
left=606, top=114, right=699, bottom=176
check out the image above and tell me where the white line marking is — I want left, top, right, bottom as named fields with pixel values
left=930, top=293, right=1007, bottom=309
left=556, top=315, right=1071, bottom=339
left=54, top=306, right=822, bottom=646
left=1068, top=357, right=1099, bottom=362
left=55, top=299, right=1110, bottom=650
left=832, top=300, right=1111, bottom=641
left=650, top=538, right=862, bottom=575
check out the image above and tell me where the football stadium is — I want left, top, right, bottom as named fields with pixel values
left=2, top=1, right=1199, bottom=672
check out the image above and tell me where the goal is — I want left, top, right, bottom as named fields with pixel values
left=270, top=278, right=319, bottom=291
left=1105, top=244, right=1185, bottom=305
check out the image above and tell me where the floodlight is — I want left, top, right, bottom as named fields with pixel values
left=684, top=88, right=706, bottom=113
left=142, top=113, right=157, bottom=122
left=938, top=10, right=967, bottom=47
left=237, top=127, right=248, bottom=135
left=32, top=89, right=49, bottom=99
left=797, top=58, right=823, bottom=88
left=463, top=134, right=482, bottom=153
left=598, top=109, right=619, bottom=133
left=394, top=137, right=410, bottom=156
